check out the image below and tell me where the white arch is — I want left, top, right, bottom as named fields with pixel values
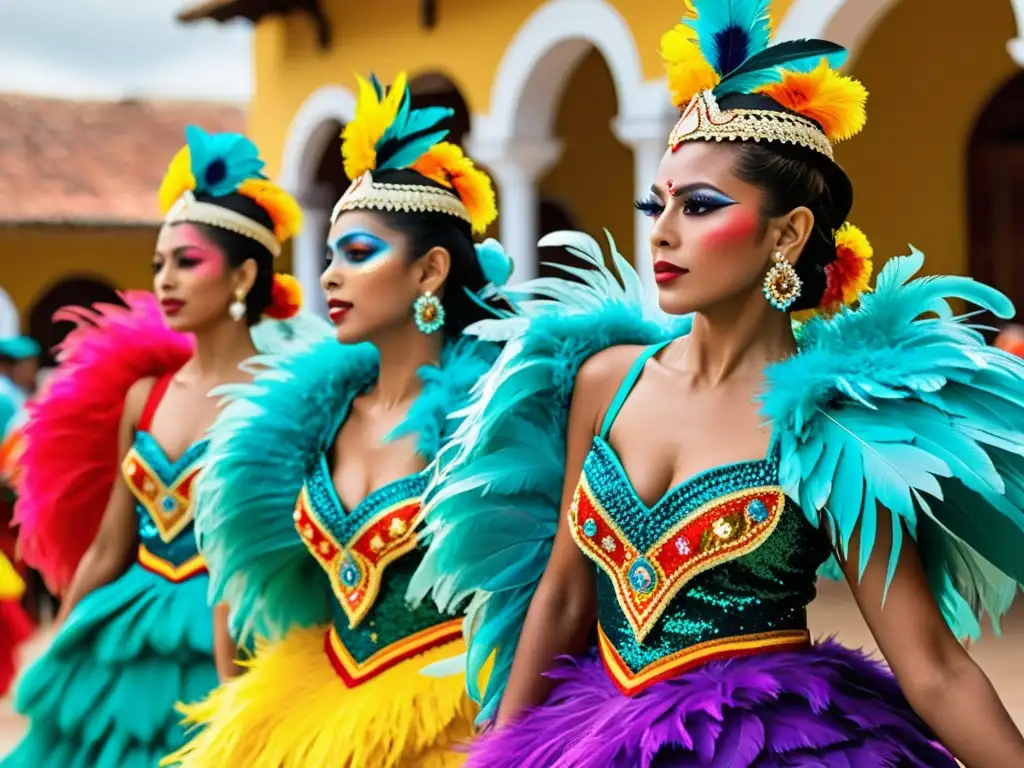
left=774, top=0, right=904, bottom=66
left=277, top=85, right=356, bottom=319
left=471, top=0, right=653, bottom=146
left=277, top=85, right=356, bottom=198
left=0, top=288, right=17, bottom=337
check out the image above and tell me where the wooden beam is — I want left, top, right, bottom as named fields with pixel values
left=421, top=0, right=437, bottom=30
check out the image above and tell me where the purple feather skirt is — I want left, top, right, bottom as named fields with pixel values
left=467, top=640, right=956, bottom=767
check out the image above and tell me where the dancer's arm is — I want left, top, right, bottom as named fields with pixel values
left=843, top=509, right=1024, bottom=767
left=56, top=380, right=148, bottom=622
left=213, top=603, right=242, bottom=680
left=494, top=352, right=629, bottom=726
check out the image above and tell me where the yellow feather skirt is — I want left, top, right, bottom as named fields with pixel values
left=162, top=624, right=477, bottom=767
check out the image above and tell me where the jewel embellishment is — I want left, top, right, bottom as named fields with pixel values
left=628, top=557, right=657, bottom=595
left=340, top=558, right=361, bottom=588
left=601, top=535, right=617, bottom=553
left=712, top=517, right=734, bottom=540
left=369, top=534, right=385, bottom=553
left=159, top=495, right=178, bottom=513
left=388, top=517, right=407, bottom=538
left=747, top=499, right=769, bottom=523
left=583, top=518, right=598, bottom=538
left=675, top=537, right=691, bottom=556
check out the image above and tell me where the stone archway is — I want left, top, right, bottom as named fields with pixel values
left=466, top=0, right=674, bottom=298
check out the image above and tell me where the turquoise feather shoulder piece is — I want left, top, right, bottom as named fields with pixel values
left=761, top=247, right=1024, bottom=639
left=195, top=337, right=379, bottom=642
left=408, top=231, right=688, bottom=723
left=195, top=330, right=498, bottom=643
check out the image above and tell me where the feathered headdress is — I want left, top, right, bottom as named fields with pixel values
left=660, top=0, right=871, bottom=313
left=158, top=125, right=303, bottom=256
left=333, top=72, right=497, bottom=236
left=157, top=126, right=304, bottom=319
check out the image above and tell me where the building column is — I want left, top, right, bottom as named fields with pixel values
left=294, top=183, right=335, bottom=319
left=465, top=137, right=563, bottom=283
left=1009, top=0, right=1024, bottom=65
left=614, top=112, right=678, bottom=307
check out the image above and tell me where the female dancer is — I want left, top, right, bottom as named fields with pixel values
left=411, top=3, right=1024, bottom=765
left=4, top=126, right=315, bottom=767
left=165, top=71, right=509, bottom=767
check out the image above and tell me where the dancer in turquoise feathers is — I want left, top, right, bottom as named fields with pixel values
left=2, top=126, right=322, bottom=768
left=410, top=3, right=1024, bottom=766
left=163, top=71, right=506, bottom=768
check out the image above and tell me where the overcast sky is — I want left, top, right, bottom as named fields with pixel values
left=0, top=0, right=252, bottom=101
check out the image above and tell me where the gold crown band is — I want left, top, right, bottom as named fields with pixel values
left=164, top=191, right=282, bottom=258
left=669, top=90, right=834, bottom=160
left=331, top=171, right=472, bottom=226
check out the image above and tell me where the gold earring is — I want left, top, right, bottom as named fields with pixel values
left=229, top=289, right=247, bottom=322
left=762, top=252, right=802, bottom=312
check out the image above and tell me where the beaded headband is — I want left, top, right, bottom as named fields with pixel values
left=330, top=171, right=472, bottom=228
left=166, top=190, right=281, bottom=257
left=669, top=90, right=834, bottom=160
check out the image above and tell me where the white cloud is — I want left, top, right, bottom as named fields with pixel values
left=0, top=0, right=252, bottom=101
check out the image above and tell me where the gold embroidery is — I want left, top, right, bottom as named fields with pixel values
left=121, top=448, right=200, bottom=543
left=570, top=474, right=786, bottom=642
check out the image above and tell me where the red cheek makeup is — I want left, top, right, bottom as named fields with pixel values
left=694, top=206, right=759, bottom=251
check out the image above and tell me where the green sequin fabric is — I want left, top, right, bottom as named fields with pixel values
left=583, top=439, right=830, bottom=674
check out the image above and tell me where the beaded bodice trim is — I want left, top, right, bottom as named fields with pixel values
left=121, top=431, right=208, bottom=580
left=294, top=464, right=429, bottom=629
left=121, top=432, right=206, bottom=545
left=570, top=432, right=826, bottom=679
left=570, top=456, right=786, bottom=642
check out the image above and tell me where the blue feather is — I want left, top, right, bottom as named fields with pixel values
left=408, top=231, right=684, bottom=723
left=184, top=124, right=265, bottom=198
left=374, top=86, right=454, bottom=171
left=686, top=0, right=772, bottom=76
left=761, top=246, right=1024, bottom=639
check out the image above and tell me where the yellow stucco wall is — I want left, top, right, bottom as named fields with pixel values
left=0, top=227, right=155, bottom=325
left=0, top=226, right=293, bottom=324
left=247, top=1, right=799, bottom=177
left=839, top=0, right=1017, bottom=277
left=540, top=49, right=634, bottom=258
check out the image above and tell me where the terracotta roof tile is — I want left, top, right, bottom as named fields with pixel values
left=0, top=94, right=246, bottom=224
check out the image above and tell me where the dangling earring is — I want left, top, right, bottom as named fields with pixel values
left=229, top=289, right=247, bottom=322
left=762, top=252, right=802, bottom=312
left=413, top=291, right=445, bottom=335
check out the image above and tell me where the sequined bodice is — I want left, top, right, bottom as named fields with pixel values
left=570, top=436, right=829, bottom=682
left=121, top=431, right=207, bottom=567
left=295, top=457, right=458, bottom=669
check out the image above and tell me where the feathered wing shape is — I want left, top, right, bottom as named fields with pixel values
left=408, top=231, right=690, bottom=723
left=195, top=338, right=379, bottom=643
left=14, top=293, right=194, bottom=593
left=761, top=248, right=1024, bottom=640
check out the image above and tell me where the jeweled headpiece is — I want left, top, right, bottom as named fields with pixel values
left=332, top=72, right=497, bottom=236
left=158, top=126, right=303, bottom=259
left=660, top=0, right=872, bottom=314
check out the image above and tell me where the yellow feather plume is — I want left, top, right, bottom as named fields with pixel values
left=341, top=72, right=408, bottom=181
left=660, top=22, right=719, bottom=108
left=412, top=142, right=497, bottom=235
left=157, top=145, right=196, bottom=215
left=756, top=61, right=868, bottom=142
left=237, top=179, right=304, bottom=243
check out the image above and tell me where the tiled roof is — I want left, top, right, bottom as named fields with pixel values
left=0, top=94, right=246, bottom=224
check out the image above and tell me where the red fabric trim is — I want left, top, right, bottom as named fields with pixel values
left=138, top=373, right=174, bottom=432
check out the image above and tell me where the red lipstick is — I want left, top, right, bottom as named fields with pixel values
left=160, top=299, right=185, bottom=316
left=327, top=298, right=353, bottom=324
left=653, top=260, right=687, bottom=285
